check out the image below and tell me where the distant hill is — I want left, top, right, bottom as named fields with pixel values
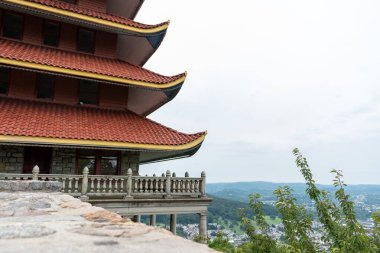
left=207, top=181, right=380, bottom=203
left=144, top=194, right=278, bottom=226
left=206, top=181, right=380, bottom=220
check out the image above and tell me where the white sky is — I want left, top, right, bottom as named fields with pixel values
left=137, top=0, right=380, bottom=184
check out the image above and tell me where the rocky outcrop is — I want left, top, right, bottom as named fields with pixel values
left=0, top=181, right=216, bottom=253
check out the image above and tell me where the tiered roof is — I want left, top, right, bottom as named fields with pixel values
left=0, top=0, right=206, bottom=161
left=1, top=0, right=168, bottom=34
left=0, top=38, right=185, bottom=89
left=0, top=97, right=206, bottom=151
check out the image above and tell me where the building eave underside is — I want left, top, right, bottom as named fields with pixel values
left=0, top=0, right=168, bottom=36
left=0, top=63, right=182, bottom=115
left=0, top=138, right=204, bottom=164
left=0, top=59, right=185, bottom=90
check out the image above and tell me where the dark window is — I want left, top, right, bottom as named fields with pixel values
left=43, top=21, right=60, bottom=47
left=77, top=150, right=96, bottom=175
left=36, top=74, right=54, bottom=99
left=79, top=80, right=98, bottom=105
left=77, top=28, right=95, bottom=53
left=76, top=150, right=119, bottom=175
left=100, top=152, right=119, bottom=175
left=0, top=67, right=10, bottom=94
left=61, top=0, right=77, bottom=3
left=2, top=12, right=24, bottom=40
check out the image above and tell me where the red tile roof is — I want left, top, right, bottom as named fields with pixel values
left=0, top=38, right=185, bottom=86
left=0, top=98, right=205, bottom=147
left=6, top=0, right=168, bottom=31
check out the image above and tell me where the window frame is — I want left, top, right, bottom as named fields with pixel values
left=42, top=20, right=61, bottom=47
left=77, top=27, right=96, bottom=54
left=2, top=11, right=25, bottom=40
left=0, top=67, right=11, bottom=96
left=78, top=79, right=99, bottom=106
left=36, top=73, right=55, bottom=100
left=75, top=150, right=121, bottom=175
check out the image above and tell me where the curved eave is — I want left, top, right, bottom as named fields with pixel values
left=0, top=134, right=206, bottom=152
left=0, top=57, right=186, bottom=90
left=2, top=0, right=168, bottom=35
left=139, top=144, right=203, bottom=164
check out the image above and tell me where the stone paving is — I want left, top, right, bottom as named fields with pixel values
left=0, top=181, right=217, bottom=253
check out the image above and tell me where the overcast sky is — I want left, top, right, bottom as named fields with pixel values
left=136, top=0, right=380, bottom=184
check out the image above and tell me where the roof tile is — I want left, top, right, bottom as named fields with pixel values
left=0, top=97, right=205, bottom=146
left=13, top=0, right=167, bottom=30
left=0, top=38, right=184, bottom=85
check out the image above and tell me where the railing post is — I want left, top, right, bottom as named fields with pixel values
left=80, top=167, right=89, bottom=201
left=165, top=170, right=172, bottom=199
left=124, top=168, right=133, bottom=199
left=32, top=165, right=39, bottom=180
left=201, top=171, right=206, bottom=198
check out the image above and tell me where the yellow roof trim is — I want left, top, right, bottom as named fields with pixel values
left=0, top=58, right=186, bottom=89
left=4, top=0, right=169, bottom=34
left=0, top=134, right=206, bottom=151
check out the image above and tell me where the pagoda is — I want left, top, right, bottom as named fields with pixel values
left=0, top=0, right=210, bottom=239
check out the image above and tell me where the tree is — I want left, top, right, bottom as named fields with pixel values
left=373, top=212, right=380, bottom=252
left=229, top=149, right=378, bottom=253
left=208, top=232, right=235, bottom=253
left=293, top=148, right=377, bottom=252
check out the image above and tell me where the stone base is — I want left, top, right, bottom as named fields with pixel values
left=0, top=180, right=62, bottom=192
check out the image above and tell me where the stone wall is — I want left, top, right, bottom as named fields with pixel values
left=51, top=148, right=76, bottom=174
left=0, top=146, right=24, bottom=173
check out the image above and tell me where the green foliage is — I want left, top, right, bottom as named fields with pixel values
left=274, top=186, right=317, bottom=252
left=208, top=232, right=235, bottom=253
left=210, top=149, right=378, bottom=253
left=293, top=148, right=377, bottom=252
left=373, top=212, right=380, bottom=252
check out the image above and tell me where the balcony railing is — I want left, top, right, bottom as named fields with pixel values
left=0, top=166, right=207, bottom=200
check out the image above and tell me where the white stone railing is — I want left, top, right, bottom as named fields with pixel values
left=0, top=166, right=206, bottom=200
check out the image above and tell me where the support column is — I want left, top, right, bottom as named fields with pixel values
left=132, top=215, right=141, bottom=223
left=150, top=214, right=156, bottom=226
left=170, top=214, right=177, bottom=235
left=199, top=213, right=208, bottom=243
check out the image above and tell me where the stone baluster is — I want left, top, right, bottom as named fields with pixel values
left=200, top=171, right=206, bottom=197
left=102, top=178, right=107, bottom=193
left=185, top=172, right=190, bottom=192
left=124, top=168, right=133, bottom=199
left=144, top=179, right=148, bottom=193
left=96, top=178, right=101, bottom=193
left=74, top=178, right=79, bottom=193
left=172, top=172, right=177, bottom=193
left=61, top=178, right=66, bottom=193
left=108, top=178, right=113, bottom=193
left=80, top=167, right=89, bottom=201
left=149, top=178, right=153, bottom=193
left=114, top=179, right=119, bottom=193
left=165, top=170, right=172, bottom=199
left=90, top=178, right=95, bottom=193
left=32, top=165, right=39, bottom=180
left=68, top=178, right=73, bottom=193
left=120, top=178, right=125, bottom=193
left=133, top=177, right=138, bottom=193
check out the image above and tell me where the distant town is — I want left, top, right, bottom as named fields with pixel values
left=175, top=190, right=380, bottom=247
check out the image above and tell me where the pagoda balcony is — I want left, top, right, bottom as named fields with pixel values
left=0, top=166, right=207, bottom=200
left=0, top=166, right=211, bottom=239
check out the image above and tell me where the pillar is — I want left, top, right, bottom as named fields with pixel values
left=150, top=214, right=156, bottom=226
left=199, top=213, right=208, bottom=243
left=170, top=214, right=177, bottom=235
left=132, top=215, right=141, bottom=223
